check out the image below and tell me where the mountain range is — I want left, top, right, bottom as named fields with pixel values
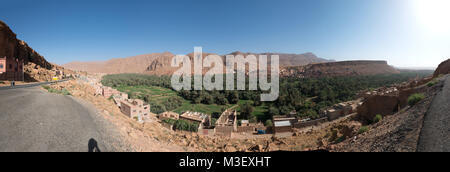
left=63, top=52, right=332, bottom=75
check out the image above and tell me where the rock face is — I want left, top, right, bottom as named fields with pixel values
left=0, top=20, right=53, bottom=70
left=433, top=59, right=450, bottom=78
left=357, top=95, right=399, bottom=123
left=282, top=60, right=400, bottom=78
left=63, top=52, right=175, bottom=74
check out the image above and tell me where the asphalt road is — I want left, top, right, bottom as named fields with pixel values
left=418, top=75, right=450, bottom=152
left=0, top=79, right=66, bottom=90
left=0, top=85, right=128, bottom=152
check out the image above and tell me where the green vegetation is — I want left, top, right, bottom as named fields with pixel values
left=335, top=136, right=346, bottom=144
left=373, top=114, right=382, bottom=123
left=102, top=71, right=430, bottom=122
left=162, top=118, right=177, bottom=125
left=427, top=79, right=438, bottom=87
left=265, top=120, right=273, bottom=127
left=408, top=93, right=425, bottom=106
left=42, top=85, right=50, bottom=90
left=42, top=85, right=71, bottom=95
left=161, top=119, right=199, bottom=132
left=358, top=126, right=369, bottom=134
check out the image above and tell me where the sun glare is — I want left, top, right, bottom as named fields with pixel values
left=413, top=0, right=450, bottom=35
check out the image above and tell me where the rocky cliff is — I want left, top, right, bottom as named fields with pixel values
left=282, top=60, right=400, bottom=78
left=433, top=58, right=450, bottom=78
left=0, top=20, right=53, bottom=70
left=63, top=52, right=175, bottom=74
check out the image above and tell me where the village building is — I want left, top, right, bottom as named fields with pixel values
left=112, top=92, right=129, bottom=107
left=179, top=111, right=212, bottom=135
left=180, top=111, right=211, bottom=126
left=120, top=99, right=151, bottom=122
left=102, top=86, right=120, bottom=98
left=240, top=120, right=250, bottom=126
left=0, top=56, right=24, bottom=81
left=237, top=121, right=266, bottom=134
left=272, top=115, right=296, bottom=133
left=321, top=100, right=362, bottom=121
left=158, top=111, right=179, bottom=120
left=214, top=109, right=237, bottom=136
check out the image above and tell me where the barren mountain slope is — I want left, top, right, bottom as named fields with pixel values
left=63, top=52, right=174, bottom=74
left=281, top=60, right=400, bottom=77
left=64, top=52, right=330, bottom=75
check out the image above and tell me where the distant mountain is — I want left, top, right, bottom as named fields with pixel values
left=228, top=51, right=332, bottom=67
left=63, top=52, right=331, bottom=75
left=280, top=60, right=400, bottom=78
left=63, top=52, right=175, bottom=74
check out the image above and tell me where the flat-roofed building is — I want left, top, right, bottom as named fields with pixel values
left=120, top=99, right=151, bottom=122
left=0, top=56, right=24, bottom=81
left=158, top=111, right=179, bottom=120
left=180, top=111, right=210, bottom=125
left=102, top=86, right=120, bottom=98
left=273, top=115, right=296, bottom=133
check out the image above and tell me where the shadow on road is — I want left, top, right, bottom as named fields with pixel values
left=88, top=138, right=101, bottom=152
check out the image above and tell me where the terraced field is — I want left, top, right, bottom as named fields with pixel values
left=113, top=85, right=268, bottom=119
left=114, top=85, right=233, bottom=115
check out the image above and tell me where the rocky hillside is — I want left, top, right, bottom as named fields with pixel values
left=63, top=52, right=175, bottom=74
left=433, top=58, right=450, bottom=78
left=281, top=60, right=400, bottom=78
left=0, top=20, right=72, bottom=82
left=0, top=20, right=53, bottom=70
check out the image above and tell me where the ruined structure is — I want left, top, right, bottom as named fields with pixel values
left=214, top=109, right=237, bottom=136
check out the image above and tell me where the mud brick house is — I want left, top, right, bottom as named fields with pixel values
left=273, top=115, right=296, bottom=133
left=120, top=99, right=151, bottom=121
left=158, top=111, right=179, bottom=120
left=180, top=111, right=211, bottom=126
left=102, top=86, right=120, bottom=98
left=112, top=92, right=129, bottom=107
left=1, top=21, right=53, bottom=81
left=0, top=56, right=24, bottom=81
left=214, top=110, right=237, bottom=136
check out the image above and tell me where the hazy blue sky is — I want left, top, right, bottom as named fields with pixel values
left=0, top=0, right=449, bottom=68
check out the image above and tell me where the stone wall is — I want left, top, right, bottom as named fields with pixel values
left=293, top=117, right=328, bottom=129
left=237, top=126, right=255, bottom=133
left=357, top=95, right=399, bottom=123
left=215, top=126, right=234, bottom=137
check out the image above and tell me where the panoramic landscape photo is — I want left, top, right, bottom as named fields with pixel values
left=0, top=0, right=449, bottom=156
